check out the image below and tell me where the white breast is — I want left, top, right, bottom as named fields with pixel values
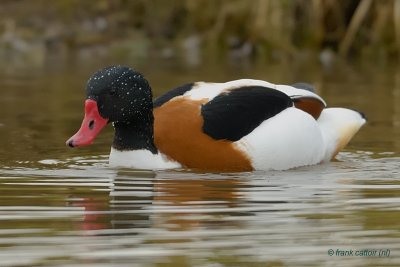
left=109, top=148, right=182, bottom=170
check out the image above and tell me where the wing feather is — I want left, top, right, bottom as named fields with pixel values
left=201, top=86, right=293, bottom=141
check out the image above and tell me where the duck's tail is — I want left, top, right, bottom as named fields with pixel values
left=318, top=108, right=367, bottom=161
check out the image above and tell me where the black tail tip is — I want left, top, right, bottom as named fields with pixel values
left=358, top=111, right=367, bottom=121
left=67, top=139, right=75, bottom=148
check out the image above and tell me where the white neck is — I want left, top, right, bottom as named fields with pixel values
left=109, top=147, right=181, bottom=170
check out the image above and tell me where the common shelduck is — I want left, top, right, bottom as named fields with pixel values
left=66, top=66, right=366, bottom=172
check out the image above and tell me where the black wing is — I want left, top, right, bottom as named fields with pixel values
left=153, top=83, right=194, bottom=108
left=201, top=86, right=293, bottom=141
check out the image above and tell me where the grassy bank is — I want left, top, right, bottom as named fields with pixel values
left=0, top=0, right=399, bottom=67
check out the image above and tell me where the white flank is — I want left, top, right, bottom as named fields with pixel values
left=236, top=107, right=325, bottom=170
left=109, top=148, right=182, bottom=170
left=236, top=107, right=366, bottom=170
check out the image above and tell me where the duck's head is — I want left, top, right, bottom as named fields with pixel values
left=66, top=66, right=153, bottom=148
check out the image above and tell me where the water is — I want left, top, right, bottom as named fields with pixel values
left=0, top=60, right=399, bottom=266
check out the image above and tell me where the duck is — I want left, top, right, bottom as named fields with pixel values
left=66, top=66, right=366, bottom=172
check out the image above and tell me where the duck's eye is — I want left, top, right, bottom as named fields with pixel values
left=109, top=89, right=116, bottom=96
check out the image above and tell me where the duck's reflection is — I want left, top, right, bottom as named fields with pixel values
left=67, top=170, right=246, bottom=233
left=152, top=174, right=243, bottom=231
left=69, top=196, right=111, bottom=231
left=112, top=171, right=244, bottom=231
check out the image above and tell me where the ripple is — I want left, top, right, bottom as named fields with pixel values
left=0, top=151, right=399, bottom=266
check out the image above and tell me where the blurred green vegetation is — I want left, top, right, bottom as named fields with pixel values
left=0, top=0, right=399, bottom=68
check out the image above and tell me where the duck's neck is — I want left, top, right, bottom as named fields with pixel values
left=110, top=120, right=181, bottom=170
left=112, top=120, right=158, bottom=154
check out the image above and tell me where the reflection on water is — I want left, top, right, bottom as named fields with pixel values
left=0, top=61, right=399, bottom=266
left=0, top=153, right=399, bottom=266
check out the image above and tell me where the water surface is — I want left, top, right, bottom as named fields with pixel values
left=0, top=61, right=399, bottom=266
